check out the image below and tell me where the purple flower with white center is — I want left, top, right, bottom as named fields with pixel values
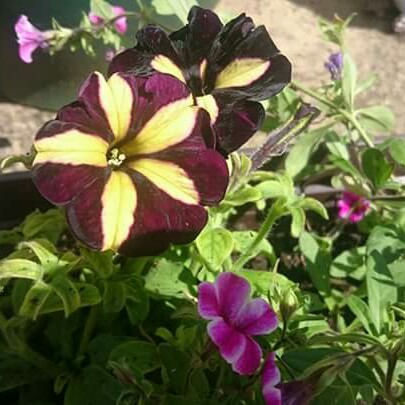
left=337, top=191, right=370, bottom=223
left=325, top=52, right=343, bottom=81
left=89, top=6, right=127, bottom=34
left=262, top=353, right=282, bottom=405
left=15, top=15, right=50, bottom=63
left=198, top=272, right=278, bottom=375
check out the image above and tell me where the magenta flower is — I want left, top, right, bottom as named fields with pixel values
left=262, top=353, right=282, bottom=405
left=337, top=191, right=370, bottom=223
left=325, top=52, right=343, bottom=81
left=89, top=6, right=127, bottom=34
left=198, top=272, right=278, bottom=375
left=15, top=15, right=50, bottom=63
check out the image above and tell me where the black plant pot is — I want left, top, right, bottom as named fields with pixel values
left=0, top=171, right=51, bottom=230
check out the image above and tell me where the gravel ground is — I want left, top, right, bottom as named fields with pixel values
left=0, top=0, right=404, bottom=163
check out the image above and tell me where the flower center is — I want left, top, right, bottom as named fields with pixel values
left=107, top=148, right=126, bottom=167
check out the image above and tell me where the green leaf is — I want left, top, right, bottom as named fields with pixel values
left=299, top=232, right=331, bottom=295
left=389, top=138, right=405, bottom=167
left=49, top=275, right=81, bottom=317
left=64, top=365, right=121, bottom=405
left=0, top=259, right=42, bottom=281
left=285, top=129, right=325, bottom=177
left=232, top=231, right=276, bottom=265
left=330, top=247, right=366, bottom=280
left=366, top=225, right=405, bottom=333
left=152, top=0, right=198, bottom=24
left=296, top=197, right=329, bottom=220
left=187, top=369, right=210, bottom=399
left=90, top=0, right=115, bottom=19
left=223, top=184, right=262, bottom=206
left=290, top=207, right=306, bottom=238
left=19, top=239, right=58, bottom=266
left=22, top=209, right=65, bottom=243
left=159, top=344, right=190, bottom=394
left=313, top=381, right=357, bottom=405
left=357, top=106, right=395, bottom=134
left=103, top=281, right=126, bottom=313
left=329, top=156, right=362, bottom=178
left=19, top=281, right=52, bottom=319
left=109, top=341, right=160, bottom=374
left=81, top=248, right=114, bottom=278
left=145, top=259, right=194, bottom=299
left=361, top=148, right=393, bottom=189
left=196, top=228, right=234, bottom=270
left=346, top=295, right=377, bottom=336
left=342, top=54, right=357, bottom=109
left=124, top=278, right=149, bottom=325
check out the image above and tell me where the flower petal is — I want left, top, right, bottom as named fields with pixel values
left=205, top=14, right=291, bottom=101
left=18, top=41, right=40, bottom=64
left=236, top=298, right=278, bottom=336
left=117, top=171, right=209, bottom=256
left=215, top=273, right=251, bottom=322
left=211, top=96, right=265, bottom=155
left=112, top=6, right=127, bottom=34
left=198, top=282, right=220, bottom=319
left=78, top=72, right=137, bottom=144
left=262, top=353, right=282, bottom=405
left=232, top=336, right=262, bottom=375
left=207, top=318, right=246, bottom=364
left=66, top=171, right=138, bottom=251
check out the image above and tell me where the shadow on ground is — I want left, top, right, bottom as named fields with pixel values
left=287, top=0, right=399, bottom=33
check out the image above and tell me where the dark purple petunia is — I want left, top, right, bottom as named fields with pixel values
left=108, top=6, right=292, bottom=155
left=324, top=52, right=343, bottom=81
left=198, top=272, right=278, bottom=375
left=337, top=191, right=370, bottom=223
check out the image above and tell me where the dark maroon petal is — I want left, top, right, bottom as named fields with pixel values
left=108, top=48, right=155, bottom=77
left=117, top=171, right=209, bottom=256
left=212, top=96, right=265, bottom=155
left=205, top=13, right=291, bottom=101
left=235, top=298, right=278, bottom=336
left=66, top=173, right=110, bottom=250
left=33, top=163, right=106, bottom=206
left=207, top=318, right=246, bottom=364
left=136, top=25, right=182, bottom=66
left=198, top=282, right=220, bottom=319
left=215, top=273, right=250, bottom=322
left=233, top=336, right=262, bottom=375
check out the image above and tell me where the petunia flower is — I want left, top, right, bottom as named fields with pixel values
left=324, top=52, right=343, bottom=81
left=32, top=72, right=229, bottom=256
left=198, top=272, right=278, bottom=375
left=337, top=191, right=370, bottom=223
left=262, top=353, right=282, bottom=405
left=15, top=15, right=51, bottom=63
left=89, top=5, right=127, bottom=34
left=108, top=6, right=292, bottom=155
left=262, top=353, right=316, bottom=405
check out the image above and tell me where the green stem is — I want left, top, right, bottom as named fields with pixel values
left=77, top=305, right=98, bottom=358
left=233, top=200, right=286, bottom=271
left=291, top=81, right=374, bottom=148
left=385, top=353, right=399, bottom=404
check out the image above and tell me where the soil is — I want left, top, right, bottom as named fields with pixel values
left=0, top=0, right=404, bottom=162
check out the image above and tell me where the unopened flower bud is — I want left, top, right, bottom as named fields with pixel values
left=280, top=289, right=299, bottom=323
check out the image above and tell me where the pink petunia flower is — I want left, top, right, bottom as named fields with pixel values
left=14, top=15, right=50, bottom=63
left=89, top=6, right=127, bottom=34
left=198, top=272, right=278, bottom=375
left=262, top=353, right=282, bottom=405
left=337, top=191, right=370, bottom=223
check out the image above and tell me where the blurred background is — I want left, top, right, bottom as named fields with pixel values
left=0, top=0, right=404, bottom=162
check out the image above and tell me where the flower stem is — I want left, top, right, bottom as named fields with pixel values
left=291, top=81, right=374, bottom=148
left=233, top=199, right=286, bottom=271
left=77, top=305, right=98, bottom=358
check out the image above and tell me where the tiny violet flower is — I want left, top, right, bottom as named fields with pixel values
left=32, top=72, right=228, bottom=256
left=15, top=15, right=50, bottom=63
left=337, top=191, right=370, bottom=223
left=89, top=6, right=127, bottom=34
left=262, top=353, right=282, bottom=405
left=325, top=52, right=343, bottom=81
left=109, top=6, right=291, bottom=156
left=198, top=272, right=278, bottom=375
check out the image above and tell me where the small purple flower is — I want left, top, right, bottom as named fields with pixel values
left=89, top=6, right=127, bottom=34
left=198, top=272, right=278, bottom=375
left=337, top=191, right=370, bottom=223
left=15, top=15, right=49, bottom=63
left=262, top=353, right=282, bottom=405
left=325, top=52, right=343, bottom=81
